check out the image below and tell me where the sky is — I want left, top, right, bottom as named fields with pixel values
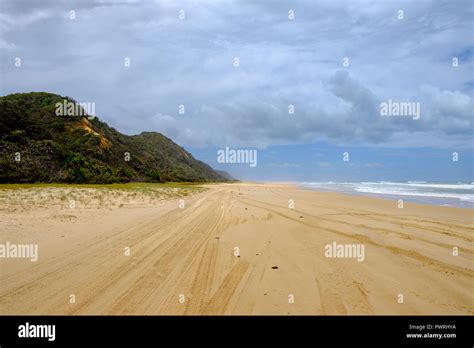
left=1, top=0, right=473, bottom=182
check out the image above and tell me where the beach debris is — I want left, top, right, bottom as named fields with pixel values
left=271, top=266, right=278, bottom=269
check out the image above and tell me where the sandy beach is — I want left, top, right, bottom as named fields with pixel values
left=0, top=183, right=472, bottom=315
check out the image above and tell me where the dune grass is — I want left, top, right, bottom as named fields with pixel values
left=0, top=182, right=204, bottom=191
left=0, top=182, right=208, bottom=211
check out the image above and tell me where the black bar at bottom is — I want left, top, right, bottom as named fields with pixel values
left=0, top=315, right=472, bottom=346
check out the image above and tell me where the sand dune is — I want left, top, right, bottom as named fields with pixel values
left=0, top=183, right=472, bottom=315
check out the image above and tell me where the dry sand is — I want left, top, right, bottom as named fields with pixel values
left=0, top=183, right=472, bottom=315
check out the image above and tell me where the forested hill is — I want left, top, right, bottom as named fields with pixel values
left=0, top=92, right=230, bottom=183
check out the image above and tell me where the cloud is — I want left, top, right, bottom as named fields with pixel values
left=1, top=0, right=473, bottom=150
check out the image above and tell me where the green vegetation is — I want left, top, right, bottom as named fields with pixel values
left=0, top=182, right=205, bottom=191
left=0, top=92, right=231, bottom=184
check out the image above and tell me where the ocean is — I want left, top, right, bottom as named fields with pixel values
left=298, top=181, right=474, bottom=208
